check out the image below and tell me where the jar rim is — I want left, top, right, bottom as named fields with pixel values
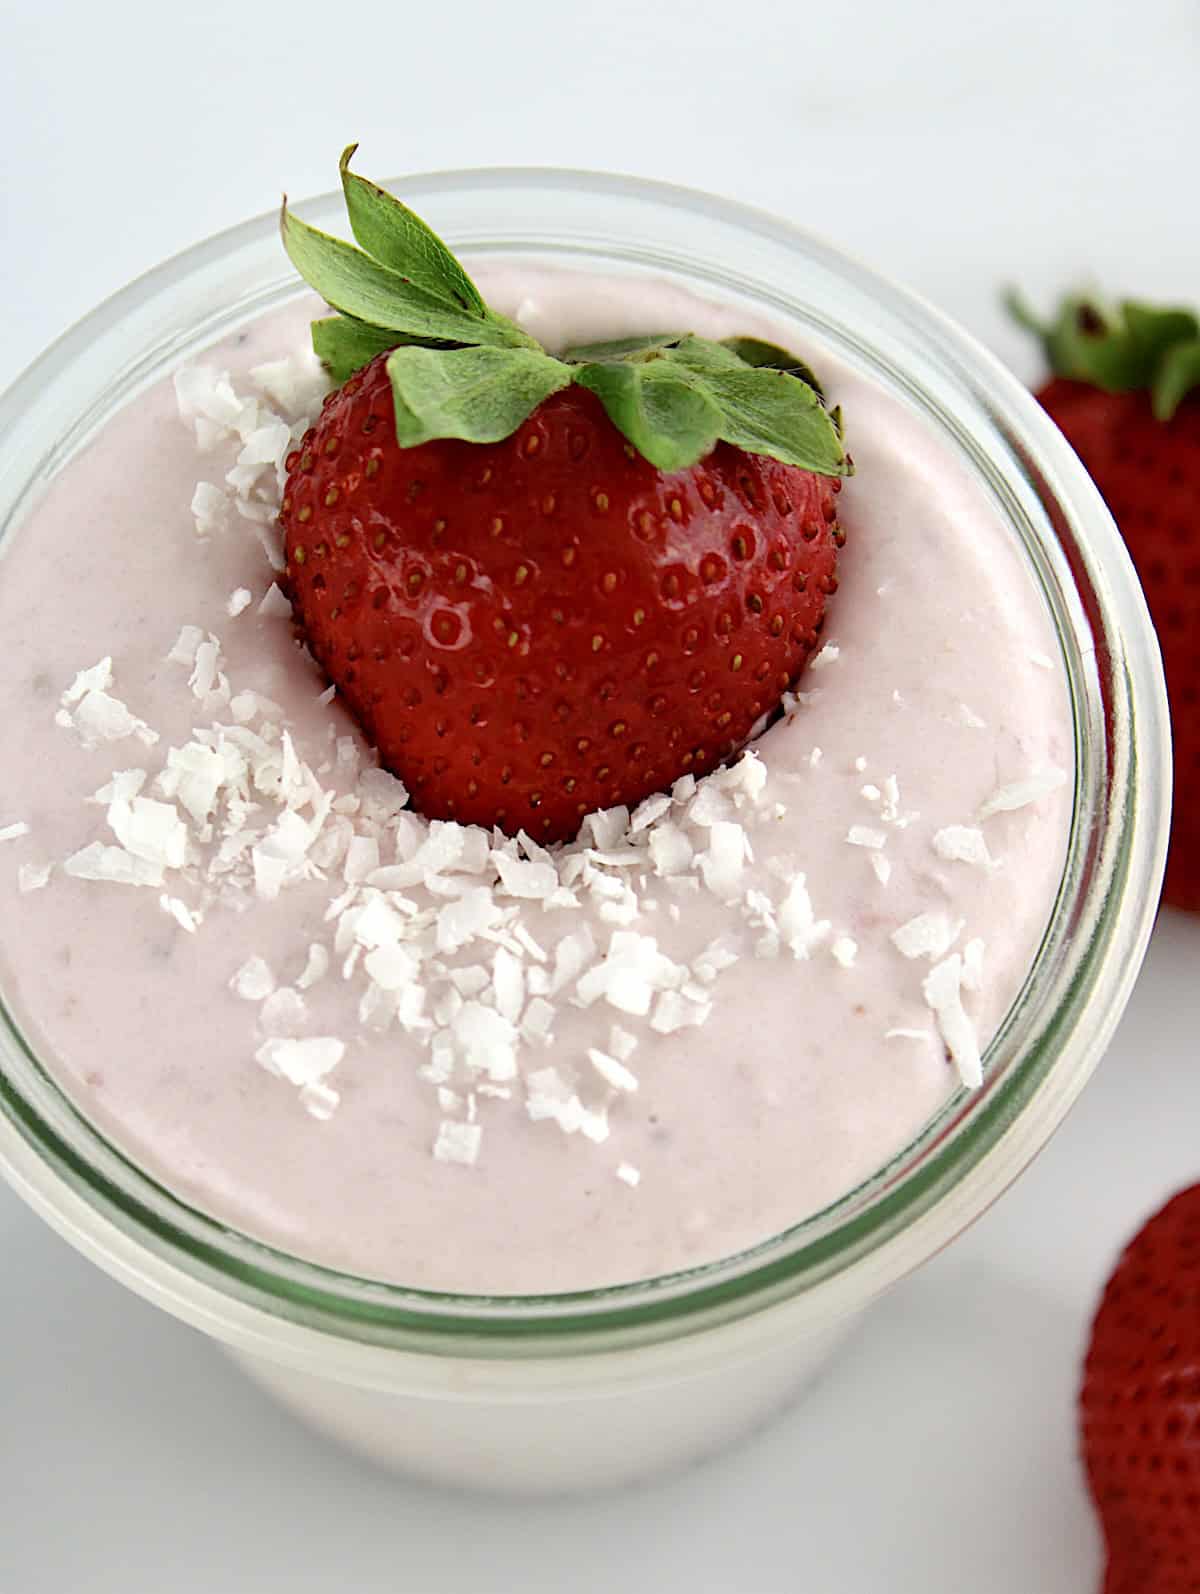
left=0, top=167, right=1171, bottom=1358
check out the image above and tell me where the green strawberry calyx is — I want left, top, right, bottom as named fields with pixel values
left=280, top=147, right=851, bottom=477
left=1007, top=288, right=1200, bottom=422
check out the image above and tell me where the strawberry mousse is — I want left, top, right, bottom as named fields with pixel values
left=0, top=174, right=1073, bottom=1295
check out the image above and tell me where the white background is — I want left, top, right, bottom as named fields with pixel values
left=1, top=2, right=1197, bottom=1589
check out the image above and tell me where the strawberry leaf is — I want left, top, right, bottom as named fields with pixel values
left=573, top=360, right=724, bottom=472
left=663, top=338, right=849, bottom=475
left=311, top=315, right=412, bottom=383
left=280, top=202, right=535, bottom=350
left=560, top=334, right=684, bottom=364
left=338, top=144, right=487, bottom=316
left=572, top=337, right=848, bottom=474
left=285, top=149, right=852, bottom=472
left=1152, top=335, right=1200, bottom=421
left=719, top=336, right=825, bottom=395
left=1123, top=302, right=1199, bottom=374
left=386, top=345, right=574, bottom=448
left=1010, top=288, right=1200, bottom=422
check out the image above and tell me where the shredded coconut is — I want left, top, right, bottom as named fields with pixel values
left=978, top=766, right=1068, bottom=820
left=255, top=1036, right=344, bottom=1087
left=587, top=1048, right=639, bottom=1093
left=891, top=912, right=964, bottom=962
left=433, top=1120, right=483, bottom=1167
left=831, top=936, right=858, bottom=968
left=922, top=954, right=983, bottom=1088
left=869, top=852, right=892, bottom=886
left=847, top=825, right=887, bottom=850
left=231, top=956, right=276, bottom=1001
left=932, top=825, right=994, bottom=867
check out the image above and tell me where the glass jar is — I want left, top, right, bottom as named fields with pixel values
left=0, top=170, right=1171, bottom=1494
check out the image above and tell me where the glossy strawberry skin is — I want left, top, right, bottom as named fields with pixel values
left=1081, top=1186, right=1200, bottom=1594
left=1036, top=380, right=1200, bottom=912
left=280, top=355, right=842, bottom=840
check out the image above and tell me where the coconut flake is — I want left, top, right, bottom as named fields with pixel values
left=254, top=1036, right=344, bottom=1087
left=190, top=482, right=230, bottom=535
left=630, top=792, right=672, bottom=832
left=227, top=587, right=253, bottom=618
left=300, top=1081, right=340, bottom=1121
left=259, top=987, right=307, bottom=1038
left=166, top=627, right=204, bottom=668
left=525, top=1066, right=577, bottom=1124
left=576, top=931, right=683, bottom=1016
left=230, top=956, right=276, bottom=1001
left=0, top=823, right=30, bottom=843
left=17, top=862, right=52, bottom=893
left=696, top=821, right=748, bottom=900
left=160, top=894, right=200, bottom=933
left=155, top=742, right=227, bottom=826
left=106, top=793, right=187, bottom=870
left=961, top=936, right=987, bottom=993
left=433, top=1120, right=483, bottom=1167
left=450, top=1001, right=519, bottom=1081
left=250, top=356, right=329, bottom=418
left=343, top=835, right=380, bottom=885
left=296, top=943, right=330, bottom=991
left=616, top=1163, right=641, bottom=1187
left=932, top=825, right=994, bottom=867
left=777, top=874, right=832, bottom=959
left=891, top=912, right=964, bottom=961
left=869, top=852, right=892, bottom=886
left=492, top=852, right=557, bottom=900
left=174, top=365, right=243, bottom=432
left=686, top=784, right=735, bottom=828
left=581, top=806, right=629, bottom=851
left=648, top=822, right=693, bottom=877
left=831, top=936, right=858, bottom=968
left=436, top=888, right=505, bottom=953
left=492, top=947, right=525, bottom=1024
left=922, top=955, right=983, bottom=1088
left=608, top=1026, right=638, bottom=1062
left=587, top=1048, right=639, bottom=1093
left=63, top=841, right=162, bottom=888
left=58, top=661, right=158, bottom=750
left=546, top=927, right=596, bottom=997
left=520, top=996, right=556, bottom=1046
left=978, top=766, right=1068, bottom=819
left=363, top=942, right=422, bottom=991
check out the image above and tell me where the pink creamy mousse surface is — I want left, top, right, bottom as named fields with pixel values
left=0, top=266, right=1072, bottom=1293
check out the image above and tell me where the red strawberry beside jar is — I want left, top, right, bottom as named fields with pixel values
left=1013, top=291, right=1200, bottom=912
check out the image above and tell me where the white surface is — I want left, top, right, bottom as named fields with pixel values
left=0, top=2, right=1196, bottom=1588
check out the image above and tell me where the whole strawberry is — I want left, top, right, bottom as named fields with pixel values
left=278, top=148, right=850, bottom=840
left=1080, top=1185, right=1200, bottom=1593
left=1012, top=292, right=1200, bottom=912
